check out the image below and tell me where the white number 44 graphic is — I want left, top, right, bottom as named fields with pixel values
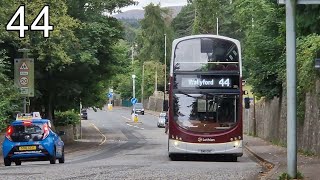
left=6, top=5, right=54, bottom=38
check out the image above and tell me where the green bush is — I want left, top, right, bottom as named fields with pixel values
left=54, top=110, right=80, bottom=127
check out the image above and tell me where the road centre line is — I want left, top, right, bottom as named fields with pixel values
left=90, top=123, right=107, bottom=146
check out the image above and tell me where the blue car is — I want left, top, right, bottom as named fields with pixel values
left=2, top=118, right=65, bottom=166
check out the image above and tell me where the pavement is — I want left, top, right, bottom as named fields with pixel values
left=244, top=135, right=320, bottom=180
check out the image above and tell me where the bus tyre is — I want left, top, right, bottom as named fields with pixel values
left=229, top=155, right=237, bottom=162
left=169, top=154, right=181, bottom=161
left=4, top=158, right=11, bottom=166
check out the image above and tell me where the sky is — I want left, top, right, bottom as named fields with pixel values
left=121, top=0, right=188, bottom=11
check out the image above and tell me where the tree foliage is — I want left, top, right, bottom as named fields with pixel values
left=0, top=0, right=135, bottom=125
left=171, top=4, right=195, bottom=38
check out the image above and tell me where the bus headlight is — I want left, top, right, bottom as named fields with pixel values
left=234, top=140, right=240, bottom=147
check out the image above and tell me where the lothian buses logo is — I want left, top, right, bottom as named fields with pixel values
left=198, top=137, right=215, bottom=142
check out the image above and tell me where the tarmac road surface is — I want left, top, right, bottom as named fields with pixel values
left=0, top=107, right=263, bottom=180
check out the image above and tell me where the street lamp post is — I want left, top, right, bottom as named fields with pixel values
left=141, top=63, right=145, bottom=104
left=163, top=34, right=167, bottom=111
left=132, top=74, right=136, bottom=99
left=132, top=74, right=136, bottom=114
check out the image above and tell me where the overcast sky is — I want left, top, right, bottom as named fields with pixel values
left=121, top=0, right=188, bottom=11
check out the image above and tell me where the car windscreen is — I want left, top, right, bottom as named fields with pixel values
left=10, top=123, right=45, bottom=142
left=135, top=104, right=143, bottom=109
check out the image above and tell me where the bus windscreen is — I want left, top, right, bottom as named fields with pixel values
left=173, top=93, right=239, bottom=133
left=174, top=37, right=239, bottom=72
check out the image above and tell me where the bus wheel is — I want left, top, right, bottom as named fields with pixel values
left=169, top=154, right=181, bottom=161
left=228, top=155, right=237, bottom=162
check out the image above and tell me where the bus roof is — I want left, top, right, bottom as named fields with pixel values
left=172, top=34, right=240, bottom=47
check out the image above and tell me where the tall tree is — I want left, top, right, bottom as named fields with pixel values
left=139, top=3, right=168, bottom=63
left=171, top=4, right=195, bottom=38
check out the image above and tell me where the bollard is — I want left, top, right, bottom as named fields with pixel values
left=134, top=114, right=138, bottom=123
left=108, top=103, right=113, bottom=111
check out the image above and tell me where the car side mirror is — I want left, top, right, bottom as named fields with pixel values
left=58, top=131, right=65, bottom=136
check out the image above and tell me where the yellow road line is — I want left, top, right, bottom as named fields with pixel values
left=90, top=123, right=107, bottom=146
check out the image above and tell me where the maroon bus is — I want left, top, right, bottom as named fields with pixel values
left=168, top=35, right=243, bottom=161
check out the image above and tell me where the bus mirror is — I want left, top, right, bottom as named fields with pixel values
left=243, top=90, right=249, bottom=95
left=244, top=97, right=250, bottom=109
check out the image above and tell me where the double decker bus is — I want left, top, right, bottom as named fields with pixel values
left=168, top=35, right=243, bottom=161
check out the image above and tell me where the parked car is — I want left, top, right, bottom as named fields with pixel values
left=131, top=103, right=145, bottom=115
left=157, top=112, right=167, bottom=128
left=2, top=113, right=65, bottom=166
left=81, top=109, right=88, bottom=120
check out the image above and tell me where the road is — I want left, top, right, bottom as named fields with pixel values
left=0, top=107, right=262, bottom=180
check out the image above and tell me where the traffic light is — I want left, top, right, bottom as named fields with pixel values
left=244, top=97, right=250, bottom=109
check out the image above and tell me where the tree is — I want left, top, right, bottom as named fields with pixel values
left=171, top=4, right=195, bottom=38
left=139, top=3, right=169, bottom=63
left=0, top=0, right=136, bottom=123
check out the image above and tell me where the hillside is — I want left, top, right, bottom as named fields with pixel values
left=113, top=6, right=183, bottom=20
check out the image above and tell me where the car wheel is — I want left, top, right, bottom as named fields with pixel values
left=59, top=148, right=65, bottom=163
left=4, top=158, right=11, bottom=166
left=15, top=160, right=21, bottom=166
left=50, top=148, right=57, bottom=164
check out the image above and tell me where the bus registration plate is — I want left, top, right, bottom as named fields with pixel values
left=199, top=149, right=213, bottom=153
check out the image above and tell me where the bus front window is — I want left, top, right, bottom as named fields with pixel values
left=173, top=93, right=239, bottom=133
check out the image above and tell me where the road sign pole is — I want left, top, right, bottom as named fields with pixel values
left=286, top=0, right=297, bottom=177
left=18, top=48, right=30, bottom=113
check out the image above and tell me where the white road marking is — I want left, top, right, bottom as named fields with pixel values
left=122, top=116, right=131, bottom=121
left=90, top=123, right=107, bottom=146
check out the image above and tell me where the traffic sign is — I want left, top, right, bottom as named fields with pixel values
left=19, top=76, right=28, bottom=86
left=20, top=62, right=29, bottom=70
left=108, top=92, right=113, bottom=98
left=14, top=58, right=34, bottom=97
left=131, top=98, right=138, bottom=105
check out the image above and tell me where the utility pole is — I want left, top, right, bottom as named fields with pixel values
left=155, top=65, right=157, bottom=93
left=132, top=74, right=136, bottom=99
left=163, top=34, right=167, bottom=111
left=131, top=46, right=134, bottom=65
left=216, top=17, right=219, bottom=35
left=141, top=63, right=145, bottom=104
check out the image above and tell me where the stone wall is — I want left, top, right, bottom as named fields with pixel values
left=245, top=81, right=320, bottom=155
left=55, top=125, right=75, bottom=144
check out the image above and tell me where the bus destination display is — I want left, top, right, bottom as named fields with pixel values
left=181, top=77, right=232, bottom=88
